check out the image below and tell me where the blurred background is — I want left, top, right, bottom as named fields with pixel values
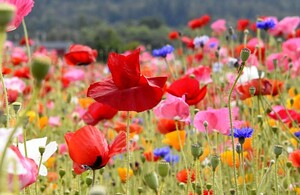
left=7, top=0, right=300, bottom=59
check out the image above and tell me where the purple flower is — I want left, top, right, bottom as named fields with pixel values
left=229, top=127, right=254, bottom=139
left=153, top=146, right=170, bottom=158
left=294, top=131, right=300, bottom=138
left=256, top=18, right=276, bottom=30
left=164, top=153, right=179, bottom=164
left=152, top=45, right=174, bottom=58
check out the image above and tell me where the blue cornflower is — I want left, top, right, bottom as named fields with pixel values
left=230, top=127, right=254, bottom=138
left=152, top=45, right=174, bottom=58
left=164, top=153, right=179, bottom=164
left=256, top=18, right=276, bottom=30
left=153, top=146, right=170, bottom=158
left=294, top=131, right=300, bottom=138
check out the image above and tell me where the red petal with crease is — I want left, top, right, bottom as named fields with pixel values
left=109, top=131, right=126, bottom=158
left=82, top=102, right=118, bottom=125
left=87, top=76, right=167, bottom=112
left=108, top=49, right=140, bottom=89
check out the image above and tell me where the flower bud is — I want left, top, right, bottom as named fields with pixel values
left=12, top=102, right=22, bottom=114
left=157, top=160, right=169, bottom=178
left=144, top=172, right=159, bottom=192
left=240, top=48, right=251, bottom=62
left=59, top=169, right=66, bottom=178
left=31, top=54, right=51, bottom=84
left=210, top=155, right=219, bottom=172
left=206, top=183, right=213, bottom=190
left=192, top=182, right=202, bottom=194
left=86, top=177, right=93, bottom=186
left=89, top=185, right=107, bottom=195
left=236, top=143, right=242, bottom=154
left=137, top=187, right=143, bottom=194
left=39, top=146, right=45, bottom=156
left=286, top=161, right=292, bottom=168
left=0, top=3, right=16, bottom=30
left=274, top=145, right=283, bottom=158
left=249, top=86, right=256, bottom=96
left=191, top=143, right=203, bottom=160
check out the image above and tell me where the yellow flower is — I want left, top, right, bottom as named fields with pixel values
left=45, top=156, right=56, bottom=168
left=162, top=130, right=186, bottom=151
left=238, top=174, right=253, bottom=185
left=199, top=146, right=210, bottom=162
left=117, top=168, right=133, bottom=183
left=26, top=111, right=36, bottom=122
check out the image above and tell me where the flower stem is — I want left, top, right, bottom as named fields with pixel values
left=22, top=19, right=31, bottom=62
left=92, top=170, right=96, bottom=186
left=125, top=111, right=131, bottom=195
left=0, top=30, right=9, bottom=127
left=241, top=144, right=247, bottom=194
left=228, top=61, right=245, bottom=194
left=164, top=58, right=176, bottom=81
left=274, top=158, right=279, bottom=195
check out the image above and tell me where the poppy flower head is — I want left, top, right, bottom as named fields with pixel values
left=64, top=125, right=126, bottom=174
left=176, top=169, right=195, bottom=183
left=237, top=19, right=250, bottom=32
left=64, top=44, right=98, bottom=66
left=168, top=31, right=180, bottom=40
left=167, top=76, right=207, bottom=105
left=289, top=150, right=300, bottom=167
left=87, top=49, right=167, bottom=112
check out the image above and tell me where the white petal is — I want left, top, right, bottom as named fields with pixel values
left=39, top=164, right=48, bottom=176
left=42, top=141, right=58, bottom=162
left=18, top=137, right=47, bottom=163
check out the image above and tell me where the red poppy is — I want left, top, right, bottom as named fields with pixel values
left=114, top=121, right=143, bottom=134
left=296, top=28, right=300, bottom=37
left=64, top=44, right=98, bottom=66
left=167, top=76, right=207, bottom=105
left=176, top=169, right=195, bottom=183
left=168, top=31, right=180, bottom=40
left=235, top=78, right=282, bottom=100
left=268, top=106, right=298, bottom=124
left=143, top=150, right=160, bottom=162
left=188, top=15, right=211, bottom=30
left=7, top=89, right=19, bottom=104
left=65, top=125, right=126, bottom=174
left=157, top=118, right=185, bottom=134
left=82, top=102, right=118, bottom=126
left=237, top=19, right=250, bottom=32
left=19, top=37, right=34, bottom=46
left=289, top=150, right=300, bottom=167
left=181, top=36, right=195, bottom=49
left=13, top=67, right=31, bottom=79
left=2, top=67, right=12, bottom=75
left=87, top=49, right=167, bottom=112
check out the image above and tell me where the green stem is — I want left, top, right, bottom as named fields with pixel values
left=35, top=153, right=44, bottom=194
left=228, top=62, right=245, bottom=194
left=241, top=144, right=247, bottom=195
left=257, top=161, right=274, bottom=194
left=125, top=111, right=131, bottom=195
left=164, top=58, right=176, bottom=80
left=0, top=30, right=9, bottom=127
left=92, top=169, right=96, bottom=187
left=275, top=158, right=279, bottom=195
left=22, top=19, right=31, bottom=62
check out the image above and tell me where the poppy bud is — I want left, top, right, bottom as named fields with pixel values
left=229, top=188, right=236, bottom=195
left=59, top=169, right=66, bottom=178
left=137, top=187, right=143, bottom=194
left=249, top=86, right=256, bottom=96
left=286, top=161, right=292, bottom=168
left=31, top=54, right=51, bottom=85
left=90, top=185, right=107, bottom=195
left=274, top=145, right=283, bottom=158
left=228, top=26, right=234, bottom=36
left=206, top=183, right=213, bottom=190
left=157, top=160, right=169, bottom=178
left=86, top=177, right=93, bottom=186
left=236, top=143, right=242, bottom=154
left=257, top=115, right=263, bottom=124
left=0, top=3, right=16, bottom=30
left=39, top=146, right=45, bottom=156
left=144, top=172, right=159, bottom=192
left=240, top=48, right=251, bottom=62
left=12, top=102, right=22, bottom=114
left=210, top=155, right=219, bottom=172
left=191, top=143, right=203, bottom=160
left=192, top=182, right=202, bottom=194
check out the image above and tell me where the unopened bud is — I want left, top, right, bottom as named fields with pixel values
left=240, top=48, right=251, bottom=62
left=274, top=145, right=283, bottom=158
left=144, top=172, right=159, bottom=192
left=157, top=160, right=169, bottom=178
left=210, top=155, right=219, bottom=172
left=0, top=3, right=16, bottom=30
left=31, top=54, right=51, bottom=85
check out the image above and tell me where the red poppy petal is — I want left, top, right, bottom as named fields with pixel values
left=108, top=49, right=141, bottom=89
left=186, top=85, right=207, bottom=105
left=64, top=51, right=95, bottom=65
left=108, top=131, right=126, bottom=158
left=82, top=102, right=118, bottom=125
left=65, top=126, right=109, bottom=166
left=87, top=76, right=166, bottom=112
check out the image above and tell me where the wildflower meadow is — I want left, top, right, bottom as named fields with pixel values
left=1, top=1, right=300, bottom=195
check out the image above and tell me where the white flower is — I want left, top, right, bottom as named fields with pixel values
left=238, top=66, right=264, bottom=84
left=18, top=137, right=58, bottom=176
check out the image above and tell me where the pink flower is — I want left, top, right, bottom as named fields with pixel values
left=282, top=38, right=300, bottom=59
left=58, top=144, right=68, bottom=155
left=185, top=66, right=212, bottom=85
left=48, top=116, right=61, bottom=127
left=268, top=105, right=298, bottom=124
left=1, top=0, right=35, bottom=31
left=270, top=16, right=300, bottom=36
left=4, top=77, right=26, bottom=93
left=211, top=19, right=227, bottom=35
left=8, top=146, right=38, bottom=190
left=10, top=47, right=28, bottom=66
left=63, top=68, right=85, bottom=82
left=154, top=93, right=190, bottom=122
left=194, top=107, right=243, bottom=135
